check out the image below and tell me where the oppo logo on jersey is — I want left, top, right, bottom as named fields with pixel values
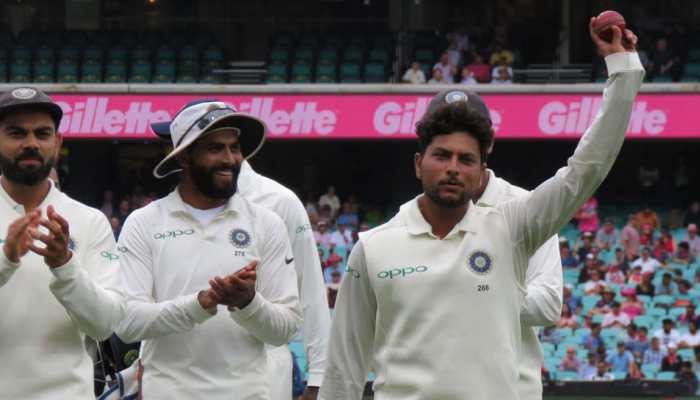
left=377, top=265, right=429, bottom=279
left=153, top=229, right=195, bottom=240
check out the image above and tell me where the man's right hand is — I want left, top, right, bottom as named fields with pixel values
left=589, top=17, right=638, bottom=57
left=3, top=209, right=41, bottom=263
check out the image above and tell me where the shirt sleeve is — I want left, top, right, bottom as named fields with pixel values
left=0, top=251, right=20, bottom=287
left=47, top=211, right=125, bottom=341
left=285, top=197, right=331, bottom=387
left=498, top=52, right=645, bottom=264
left=319, top=240, right=376, bottom=400
left=116, top=212, right=214, bottom=344
left=229, top=214, right=302, bottom=346
left=520, top=235, right=563, bottom=327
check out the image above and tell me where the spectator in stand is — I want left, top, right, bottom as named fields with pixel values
left=489, top=41, right=514, bottom=67
left=661, top=343, right=683, bottom=372
left=336, top=202, right=359, bottom=230
left=323, top=246, right=343, bottom=270
left=322, top=249, right=344, bottom=284
left=319, top=186, right=341, bottom=219
left=643, top=337, right=666, bottom=369
left=684, top=201, right=700, bottom=227
left=427, top=67, right=448, bottom=84
left=578, top=253, right=600, bottom=284
left=432, top=52, right=454, bottom=83
left=596, top=219, right=619, bottom=251
left=627, top=326, right=651, bottom=358
left=593, top=287, right=616, bottom=315
left=446, top=41, right=461, bottom=67
left=661, top=228, right=675, bottom=254
left=467, top=53, right=491, bottom=83
left=304, top=192, right=318, bottom=216
left=679, top=320, right=700, bottom=349
left=636, top=207, right=660, bottom=231
left=673, top=241, right=693, bottom=265
left=603, top=302, right=631, bottom=328
left=100, top=189, right=115, bottom=218
left=576, top=197, right=600, bottom=234
left=329, top=223, right=354, bottom=253
left=402, top=61, right=427, bottom=84
left=584, top=269, right=607, bottom=295
left=538, top=325, right=561, bottom=346
left=579, top=353, right=598, bottom=379
left=655, top=319, right=682, bottom=351
left=693, top=349, right=700, bottom=373
left=652, top=238, right=671, bottom=264
left=627, top=265, right=643, bottom=285
left=326, top=270, right=341, bottom=309
left=490, top=65, right=513, bottom=84
left=556, top=303, right=579, bottom=329
left=608, top=248, right=630, bottom=275
left=605, top=263, right=626, bottom=286
left=560, top=241, right=579, bottom=268
left=582, top=323, right=604, bottom=351
left=679, top=304, right=697, bottom=327
left=447, top=27, right=469, bottom=54
left=631, top=247, right=662, bottom=274
left=636, top=272, right=656, bottom=297
left=677, top=361, right=699, bottom=395
left=651, top=38, right=680, bottom=81
left=621, top=214, right=641, bottom=260
left=563, top=284, right=581, bottom=314
left=559, top=346, right=581, bottom=372
left=656, top=272, right=679, bottom=296
left=620, top=291, right=645, bottom=320
left=115, top=198, right=131, bottom=226
left=683, top=224, right=700, bottom=260
left=314, top=220, right=333, bottom=248
left=459, top=66, right=477, bottom=84
left=575, top=232, right=595, bottom=262
left=607, top=341, right=634, bottom=375
left=590, top=361, right=614, bottom=381
left=109, top=216, right=121, bottom=239
left=317, top=204, right=333, bottom=226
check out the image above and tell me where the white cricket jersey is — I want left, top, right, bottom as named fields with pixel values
left=116, top=189, right=302, bottom=400
left=476, top=169, right=563, bottom=400
left=238, top=161, right=331, bottom=387
left=320, top=51, right=644, bottom=400
left=0, top=181, right=124, bottom=400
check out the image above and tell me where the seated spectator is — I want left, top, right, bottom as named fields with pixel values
left=651, top=38, right=680, bottom=80
left=326, top=270, right=341, bottom=308
left=556, top=303, right=579, bottom=329
left=679, top=320, right=700, bottom=349
left=593, top=287, right=616, bottom=315
left=627, top=326, right=651, bottom=357
left=578, top=253, right=601, bottom=284
left=576, top=197, right=600, bottom=234
left=489, top=41, right=514, bottom=66
left=459, top=66, right=477, bottom=84
left=579, top=352, right=598, bottom=379
left=538, top=325, right=561, bottom=345
left=683, top=224, right=700, bottom=260
left=582, top=323, right=604, bottom=351
left=584, top=269, right=607, bottom=295
left=685, top=201, right=700, bottom=227
left=620, top=291, right=645, bottom=320
left=490, top=64, right=513, bottom=84
left=621, top=214, right=641, bottom=260
left=467, top=53, right=491, bottom=83
left=323, top=253, right=344, bottom=283
left=607, top=248, right=630, bottom=275
left=631, top=247, right=662, bottom=274
left=661, top=343, right=683, bottom=372
left=317, top=204, right=333, bottom=226
left=563, top=284, right=581, bottom=314
left=560, top=241, right=579, bottom=268
left=652, top=238, right=671, bottom=264
left=110, top=216, right=122, bottom=239
left=639, top=224, right=654, bottom=247
left=330, top=223, right=354, bottom=252
left=446, top=40, right=461, bottom=66
left=636, top=207, right=660, bottom=231
left=607, top=341, right=634, bottom=375
left=644, top=337, right=667, bottom=369
left=627, top=265, right=643, bottom=285
left=319, top=186, right=341, bottom=219
left=336, top=202, right=359, bottom=230
left=447, top=27, right=469, bottom=54
left=433, top=52, right=454, bottom=83
left=323, top=246, right=343, bottom=270
left=661, top=228, right=675, bottom=254
left=605, top=264, right=626, bottom=286
left=636, top=271, right=656, bottom=296
left=628, top=360, right=644, bottom=380
left=401, top=61, right=426, bottom=84
left=656, top=272, right=679, bottom=296
left=655, top=319, right=682, bottom=351
left=575, top=232, right=595, bottom=262
left=693, top=349, right=700, bottom=373
left=559, top=346, right=581, bottom=372
left=603, top=302, right=631, bottom=328
left=314, top=220, right=333, bottom=248
left=596, top=219, right=620, bottom=251
left=428, top=67, right=448, bottom=84
left=590, top=361, right=615, bottom=381
left=677, top=361, right=699, bottom=395
left=673, top=241, right=692, bottom=265
left=679, top=304, right=697, bottom=326
left=116, top=198, right=131, bottom=226
left=305, top=192, right=318, bottom=215
left=100, top=189, right=115, bottom=218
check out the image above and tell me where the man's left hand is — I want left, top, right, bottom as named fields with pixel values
left=27, top=205, right=72, bottom=268
left=209, top=260, right=258, bottom=309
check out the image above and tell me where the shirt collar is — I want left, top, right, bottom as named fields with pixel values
left=400, top=195, right=477, bottom=238
left=164, top=186, right=240, bottom=217
left=0, top=178, right=59, bottom=214
left=475, top=169, right=502, bottom=207
left=236, top=160, right=255, bottom=198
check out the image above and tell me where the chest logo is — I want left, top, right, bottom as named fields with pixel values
left=468, top=250, right=493, bottom=275
left=229, top=228, right=252, bottom=248
left=68, top=238, right=77, bottom=251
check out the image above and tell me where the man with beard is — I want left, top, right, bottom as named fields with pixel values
left=0, top=87, right=124, bottom=399
left=321, top=21, right=643, bottom=399
left=116, top=100, right=302, bottom=399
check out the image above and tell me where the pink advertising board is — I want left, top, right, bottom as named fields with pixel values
left=50, top=93, right=700, bottom=140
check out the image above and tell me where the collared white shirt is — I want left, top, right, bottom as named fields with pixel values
left=116, top=189, right=301, bottom=400
left=0, top=181, right=123, bottom=400
left=476, top=170, right=562, bottom=400
left=237, top=161, right=331, bottom=387
left=320, top=51, right=644, bottom=400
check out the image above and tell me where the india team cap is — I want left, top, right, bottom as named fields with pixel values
left=151, top=99, right=267, bottom=178
left=0, top=87, right=63, bottom=129
left=425, top=89, right=491, bottom=125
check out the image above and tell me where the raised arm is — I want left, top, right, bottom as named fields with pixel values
left=520, top=235, right=563, bottom=326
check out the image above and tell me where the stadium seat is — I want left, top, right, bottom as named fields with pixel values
left=656, top=371, right=676, bottom=381
left=315, top=63, right=336, bottom=82
left=678, top=348, right=694, bottom=360
left=633, top=315, right=653, bottom=330
left=340, top=63, right=361, bottom=80
left=591, top=314, right=604, bottom=324
left=200, top=74, right=222, bottom=84
left=574, top=328, right=591, bottom=338
left=668, top=307, right=686, bottom=320
left=107, top=45, right=128, bottom=64
left=541, top=342, right=556, bottom=355
left=32, top=59, right=54, bottom=82
left=11, top=46, right=32, bottom=62
left=58, top=46, right=80, bottom=63
left=558, top=327, right=573, bottom=338
left=557, top=371, right=578, bottom=381
left=291, top=61, right=312, bottom=78
left=202, top=45, right=223, bottom=63
left=132, top=45, right=151, bottom=62
left=155, top=61, right=175, bottom=79
left=291, top=74, right=311, bottom=83
left=684, top=62, right=700, bottom=78
left=130, top=60, right=152, bottom=81
left=269, top=47, right=289, bottom=63
left=413, top=48, right=434, bottom=64
left=57, top=61, right=78, bottom=83
left=175, top=74, right=197, bottom=83
left=318, top=48, right=338, bottom=64
left=267, top=62, right=288, bottom=81
left=646, top=307, right=668, bottom=319
left=343, top=46, right=363, bottom=63
left=688, top=48, right=700, bottom=62
left=581, top=295, right=600, bottom=312
left=653, top=295, right=675, bottom=308
left=179, top=45, right=199, bottom=62
left=613, top=371, right=626, bottom=380
left=653, top=75, right=673, bottom=83
left=82, top=45, right=103, bottom=62
left=601, top=327, right=622, bottom=340
left=368, top=48, right=390, bottom=64
left=364, top=62, right=386, bottom=83
left=641, top=363, right=659, bottom=378
left=265, top=75, right=286, bottom=84
left=34, top=45, right=55, bottom=62
left=105, top=63, right=127, bottom=83
left=155, top=45, right=176, bottom=63
left=9, top=61, right=31, bottom=82
left=294, top=47, right=313, bottom=63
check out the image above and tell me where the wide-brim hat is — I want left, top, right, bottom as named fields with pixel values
left=151, top=99, right=266, bottom=178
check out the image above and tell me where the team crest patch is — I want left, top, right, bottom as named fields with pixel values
left=445, top=90, right=468, bottom=104
left=229, top=228, right=251, bottom=248
left=68, top=238, right=77, bottom=251
left=467, top=250, right=493, bottom=275
left=11, top=88, right=37, bottom=99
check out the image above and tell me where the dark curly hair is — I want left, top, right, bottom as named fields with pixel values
left=415, top=102, right=493, bottom=162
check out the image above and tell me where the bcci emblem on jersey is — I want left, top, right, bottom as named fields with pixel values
left=467, top=250, right=493, bottom=275
left=229, top=228, right=252, bottom=248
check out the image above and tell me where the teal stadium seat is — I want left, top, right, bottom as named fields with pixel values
left=343, top=46, right=363, bottom=63
left=656, top=371, right=677, bottom=381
